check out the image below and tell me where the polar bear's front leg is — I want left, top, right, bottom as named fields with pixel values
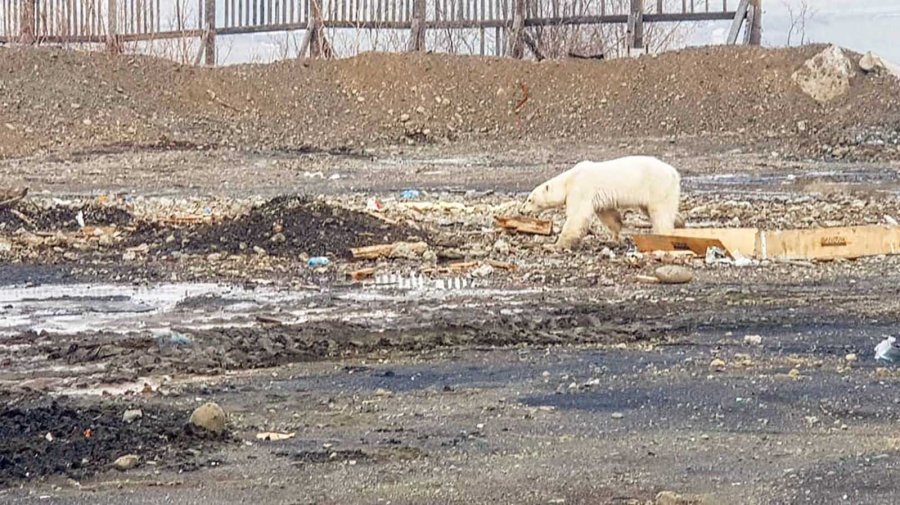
left=556, top=199, right=594, bottom=249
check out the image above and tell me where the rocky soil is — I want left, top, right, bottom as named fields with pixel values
left=0, top=44, right=898, bottom=161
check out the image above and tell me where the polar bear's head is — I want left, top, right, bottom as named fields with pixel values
left=523, top=179, right=567, bottom=214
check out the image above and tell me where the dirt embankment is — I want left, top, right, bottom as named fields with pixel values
left=0, top=44, right=897, bottom=160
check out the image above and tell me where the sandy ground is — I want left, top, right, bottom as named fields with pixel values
left=2, top=140, right=900, bottom=504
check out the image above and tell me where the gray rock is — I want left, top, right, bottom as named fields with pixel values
left=189, top=402, right=227, bottom=434
left=122, top=409, right=143, bottom=424
left=654, top=265, right=693, bottom=284
left=112, top=454, right=140, bottom=471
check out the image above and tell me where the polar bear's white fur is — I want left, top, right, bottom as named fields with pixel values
left=523, top=156, right=683, bottom=249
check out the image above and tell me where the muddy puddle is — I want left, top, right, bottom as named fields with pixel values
left=0, top=276, right=530, bottom=337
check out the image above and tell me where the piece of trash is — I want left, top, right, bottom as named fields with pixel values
left=75, top=210, right=85, bottom=228
left=350, top=241, right=428, bottom=260
left=494, top=215, right=553, bottom=236
left=45, top=432, right=54, bottom=442
left=705, top=246, right=729, bottom=264
left=307, top=256, right=331, bottom=268
left=366, top=197, right=384, bottom=212
left=256, top=431, right=296, bottom=441
left=875, top=336, right=900, bottom=362
left=151, top=329, right=192, bottom=346
left=400, top=189, right=421, bottom=199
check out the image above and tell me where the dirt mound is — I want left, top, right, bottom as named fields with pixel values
left=0, top=44, right=898, bottom=160
left=0, top=397, right=226, bottom=486
left=0, top=202, right=133, bottom=232
left=133, top=196, right=420, bottom=258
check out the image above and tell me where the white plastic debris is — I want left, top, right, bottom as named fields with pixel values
left=875, top=336, right=900, bottom=363
left=75, top=210, right=85, bottom=228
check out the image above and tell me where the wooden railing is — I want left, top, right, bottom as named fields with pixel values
left=0, top=0, right=761, bottom=64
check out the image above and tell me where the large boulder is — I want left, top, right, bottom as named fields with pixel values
left=792, top=45, right=855, bottom=103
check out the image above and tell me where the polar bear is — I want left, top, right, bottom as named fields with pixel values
left=522, top=156, right=683, bottom=249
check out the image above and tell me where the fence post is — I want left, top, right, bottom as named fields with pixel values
left=628, top=0, right=644, bottom=50
left=408, top=0, right=426, bottom=52
left=726, top=0, right=749, bottom=45
left=507, top=0, right=525, bottom=58
left=299, top=0, right=333, bottom=58
left=107, top=0, right=121, bottom=53
left=204, top=0, right=217, bottom=65
left=748, top=0, right=762, bottom=45
left=20, top=0, right=35, bottom=44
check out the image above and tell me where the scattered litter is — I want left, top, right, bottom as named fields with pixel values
left=307, top=256, right=331, bottom=268
left=152, top=329, right=192, bottom=346
left=256, top=432, right=296, bottom=441
left=494, top=215, right=553, bottom=236
left=350, top=241, right=427, bottom=260
left=705, top=246, right=729, bottom=264
left=875, top=336, right=900, bottom=363
left=471, top=263, right=494, bottom=278
left=366, top=197, right=384, bottom=212
left=75, top=210, right=85, bottom=228
left=372, top=272, right=472, bottom=290
left=400, top=189, right=421, bottom=199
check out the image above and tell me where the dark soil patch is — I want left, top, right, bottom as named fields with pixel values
left=0, top=396, right=228, bottom=487
left=0, top=202, right=133, bottom=232
left=131, top=196, right=423, bottom=258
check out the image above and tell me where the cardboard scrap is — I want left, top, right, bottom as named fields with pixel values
left=635, top=225, right=900, bottom=261
left=494, top=215, right=553, bottom=236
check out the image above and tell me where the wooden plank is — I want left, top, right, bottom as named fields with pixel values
left=633, top=234, right=729, bottom=257
left=748, top=0, right=761, bottom=45
left=761, top=225, right=900, bottom=261
left=726, top=0, right=748, bottom=44
left=659, top=227, right=760, bottom=257
left=348, top=268, right=376, bottom=281
left=494, top=215, right=553, bottom=236
left=350, top=241, right=429, bottom=259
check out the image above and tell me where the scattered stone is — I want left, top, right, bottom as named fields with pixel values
left=471, top=263, right=494, bottom=278
left=374, top=388, right=393, bottom=397
left=112, top=454, right=140, bottom=471
left=845, top=353, right=858, bottom=363
left=859, top=51, right=887, bottom=74
left=610, top=412, right=624, bottom=419
left=787, top=368, right=802, bottom=380
left=743, top=334, right=763, bottom=346
left=656, top=490, right=706, bottom=505
left=189, top=402, right=227, bottom=434
left=122, top=409, right=143, bottom=424
left=654, top=265, right=693, bottom=284
left=493, top=239, right=511, bottom=255
left=709, top=358, right=726, bottom=371
left=792, top=45, right=854, bottom=103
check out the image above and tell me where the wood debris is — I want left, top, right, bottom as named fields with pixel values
left=494, top=215, right=553, bottom=236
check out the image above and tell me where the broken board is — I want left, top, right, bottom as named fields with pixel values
left=636, top=225, right=900, bottom=261
left=633, top=234, right=730, bottom=257
left=762, top=225, right=900, bottom=260
left=494, top=215, right=553, bottom=236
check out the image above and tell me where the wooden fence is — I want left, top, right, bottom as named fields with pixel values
left=0, top=0, right=761, bottom=64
